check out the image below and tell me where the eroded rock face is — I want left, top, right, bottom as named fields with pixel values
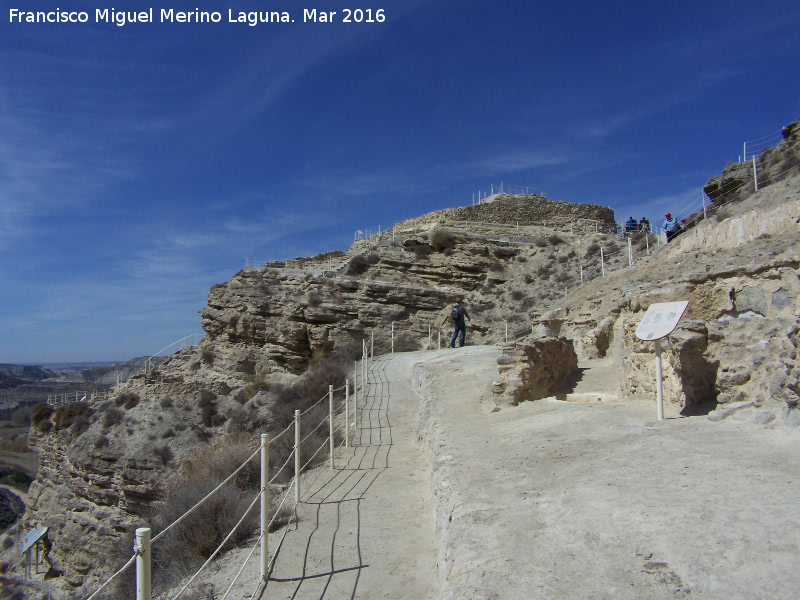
left=493, top=338, right=578, bottom=404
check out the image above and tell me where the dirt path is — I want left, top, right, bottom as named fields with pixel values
left=188, top=347, right=800, bottom=600
left=197, top=352, right=438, bottom=600
left=414, top=346, right=800, bottom=600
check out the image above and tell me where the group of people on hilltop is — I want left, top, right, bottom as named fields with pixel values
left=624, top=216, right=650, bottom=232
left=444, top=212, right=685, bottom=349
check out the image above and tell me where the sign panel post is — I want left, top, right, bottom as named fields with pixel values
left=635, top=301, right=689, bottom=420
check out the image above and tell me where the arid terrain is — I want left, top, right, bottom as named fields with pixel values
left=0, top=123, right=798, bottom=599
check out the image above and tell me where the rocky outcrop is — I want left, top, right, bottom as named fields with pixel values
left=704, top=119, right=800, bottom=206
left=493, top=337, right=578, bottom=405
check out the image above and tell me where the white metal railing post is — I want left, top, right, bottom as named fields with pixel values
left=580, top=265, right=584, bottom=284
left=628, top=237, right=632, bottom=266
left=294, top=410, right=301, bottom=505
left=601, top=247, right=605, bottom=276
left=505, top=321, right=508, bottom=343
left=135, top=528, right=152, bottom=600
left=354, top=361, right=359, bottom=436
left=753, top=156, right=759, bottom=191
left=391, top=323, right=394, bottom=353
left=260, top=433, right=269, bottom=581
left=345, top=379, right=350, bottom=448
left=702, top=190, right=707, bottom=220
left=329, top=385, right=335, bottom=469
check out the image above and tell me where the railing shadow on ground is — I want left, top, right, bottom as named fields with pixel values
left=263, top=356, right=391, bottom=600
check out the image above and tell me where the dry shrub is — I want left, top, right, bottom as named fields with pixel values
left=200, top=349, right=216, bottom=364
left=180, top=432, right=260, bottom=489
left=346, top=255, right=372, bottom=275
left=410, top=243, right=433, bottom=258
left=30, top=403, right=53, bottom=433
left=115, top=392, right=140, bottom=409
left=154, top=481, right=258, bottom=562
left=430, top=230, right=455, bottom=253
left=153, top=444, right=173, bottom=465
left=534, top=238, right=549, bottom=248
left=585, top=243, right=601, bottom=257
left=198, top=391, right=226, bottom=427
left=152, top=432, right=262, bottom=570
left=548, top=234, right=564, bottom=245
left=54, top=402, right=93, bottom=434
left=103, top=407, right=124, bottom=429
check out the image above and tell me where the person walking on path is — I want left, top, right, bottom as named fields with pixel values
left=449, top=299, right=471, bottom=348
left=662, top=212, right=681, bottom=242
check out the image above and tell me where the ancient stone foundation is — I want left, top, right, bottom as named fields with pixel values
left=493, top=337, right=578, bottom=405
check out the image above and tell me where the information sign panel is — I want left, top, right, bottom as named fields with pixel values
left=635, top=301, right=689, bottom=341
left=21, top=526, right=48, bottom=554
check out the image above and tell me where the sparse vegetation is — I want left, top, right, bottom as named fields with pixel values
left=103, top=407, right=124, bottom=429
left=200, top=349, right=216, bottom=364
left=430, top=229, right=456, bottom=253
left=115, top=392, right=140, bottom=410
left=31, top=402, right=54, bottom=433
left=346, top=253, right=379, bottom=275
left=53, top=402, right=94, bottom=435
left=153, top=444, right=173, bottom=465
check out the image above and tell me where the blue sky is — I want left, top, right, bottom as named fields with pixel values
left=1, top=1, right=799, bottom=363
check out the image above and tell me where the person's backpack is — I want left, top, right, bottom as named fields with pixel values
left=451, top=305, right=462, bottom=321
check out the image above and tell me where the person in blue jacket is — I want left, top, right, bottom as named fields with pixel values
left=449, top=299, right=471, bottom=348
left=662, top=212, right=681, bottom=242
left=625, top=217, right=638, bottom=232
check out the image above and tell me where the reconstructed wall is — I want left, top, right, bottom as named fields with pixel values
left=394, top=194, right=617, bottom=233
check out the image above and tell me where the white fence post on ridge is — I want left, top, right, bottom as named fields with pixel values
left=294, top=410, right=301, bottom=505
left=135, top=528, right=151, bottom=600
left=329, top=385, right=335, bottom=470
left=260, top=433, right=269, bottom=582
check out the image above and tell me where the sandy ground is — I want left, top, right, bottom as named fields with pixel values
left=186, top=346, right=800, bottom=600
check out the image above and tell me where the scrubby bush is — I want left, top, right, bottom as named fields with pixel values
left=30, top=403, right=53, bottom=433
left=548, top=234, right=565, bottom=245
left=430, top=230, right=456, bottom=253
left=54, top=402, right=94, bottom=434
left=115, top=392, right=140, bottom=410
left=410, top=243, right=433, bottom=259
left=346, top=254, right=372, bottom=275
left=510, top=290, right=526, bottom=301
left=153, top=444, right=173, bottom=465
left=534, top=237, right=549, bottom=248
left=103, top=407, right=124, bottom=429
left=200, top=349, right=216, bottom=364
left=585, top=243, right=601, bottom=258
left=198, top=391, right=225, bottom=427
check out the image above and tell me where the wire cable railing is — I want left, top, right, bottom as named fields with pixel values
left=82, top=355, right=369, bottom=600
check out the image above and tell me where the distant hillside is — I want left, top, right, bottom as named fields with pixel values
left=0, top=365, right=55, bottom=389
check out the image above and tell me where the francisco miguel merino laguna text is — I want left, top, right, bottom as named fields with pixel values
left=8, top=8, right=386, bottom=26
